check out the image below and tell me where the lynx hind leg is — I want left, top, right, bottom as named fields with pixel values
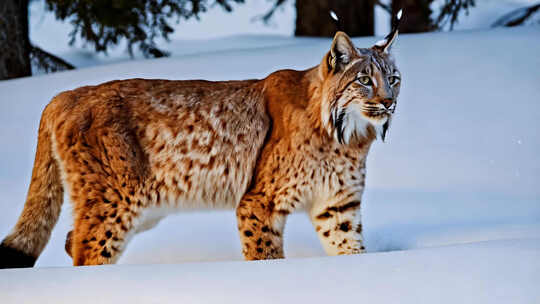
left=67, top=158, right=145, bottom=265
left=236, top=193, right=290, bottom=260
left=310, top=196, right=365, bottom=256
left=71, top=202, right=139, bottom=265
left=55, top=121, right=148, bottom=265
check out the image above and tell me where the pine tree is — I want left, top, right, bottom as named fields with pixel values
left=294, top=0, right=374, bottom=37
left=264, top=0, right=477, bottom=37
left=381, top=0, right=476, bottom=33
left=263, top=0, right=375, bottom=37
left=44, top=0, right=243, bottom=58
left=0, top=0, right=479, bottom=81
left=0, top=0, right=32, bottom=80
left=432, top=0, right=476, bottom=30
left=390, top=0, right=435, bottom=33
left=0, top=0, right=244, bottom=80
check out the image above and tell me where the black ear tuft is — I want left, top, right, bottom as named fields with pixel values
left=329, top=10, right=342, bottom=31
left=374, top=9, right=402, bottom=53
left=0, top=243, right=36, bottom=269
left=329, top=10, right=345, bottom=32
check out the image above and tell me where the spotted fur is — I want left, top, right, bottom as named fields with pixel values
left=0, top=31, right=401, bottom=267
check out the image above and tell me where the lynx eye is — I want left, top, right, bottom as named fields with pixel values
left=357, top=76, right=372, bottom=86
left=388, top=76, right=400, bottom=85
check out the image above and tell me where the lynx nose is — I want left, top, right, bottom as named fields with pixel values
left=381, top=98, right=394, bottom=109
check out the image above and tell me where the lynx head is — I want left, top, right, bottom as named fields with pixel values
left=318, top=28, right=401, bottom=144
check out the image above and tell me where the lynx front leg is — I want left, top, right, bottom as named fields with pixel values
left=310, top=195, right=365, bottom=256
left=236, top=193, right=290, bottom=260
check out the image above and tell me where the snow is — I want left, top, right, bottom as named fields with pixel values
left=1, top=24, right=539, bottom=303
left=2, top=239, right=539, bottom=303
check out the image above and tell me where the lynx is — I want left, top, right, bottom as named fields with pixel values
left=0, top=29, right=401, bottom=267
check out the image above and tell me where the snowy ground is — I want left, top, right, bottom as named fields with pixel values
left=0, top=25, right=539, bottom=302
left=2, top=239, right=539, bottom=303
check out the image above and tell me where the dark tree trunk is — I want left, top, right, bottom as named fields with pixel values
left=295, top=0, right=374, bottom=37
left=0, top=0, right=31, bottom=80
left=392, top=0, right=435, bottom=33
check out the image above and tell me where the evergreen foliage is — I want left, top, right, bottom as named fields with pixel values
left=1, top=0, right=484, bottom=80
left=44, top=0, right=244, bottom=58
left=433, top=0, right=476, bottom=30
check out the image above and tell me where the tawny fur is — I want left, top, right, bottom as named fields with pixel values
left=1, top=31, right=401, bottom=266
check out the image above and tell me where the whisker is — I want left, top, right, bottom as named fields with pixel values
left=362, top=107, right=386, bottom=113
left=363, top=110, right=388, bottom=116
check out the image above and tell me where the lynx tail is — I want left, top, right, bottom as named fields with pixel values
left=1, top=106, right=64, bottom=268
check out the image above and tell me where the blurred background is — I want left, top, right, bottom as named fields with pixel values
left=1, top=0, right=539, bottom=80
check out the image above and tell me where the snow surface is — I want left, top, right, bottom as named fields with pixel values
left=2, top=240, right=539, bottom=304
left=1, top=26, right=539, bottom=302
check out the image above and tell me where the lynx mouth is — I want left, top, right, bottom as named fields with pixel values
left=362, top=109, right=392, bottom=122
left=361, top=105, right=395, bottom=118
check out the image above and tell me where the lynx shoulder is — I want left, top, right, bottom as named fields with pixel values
left=1, top=29, right=401, bottom=267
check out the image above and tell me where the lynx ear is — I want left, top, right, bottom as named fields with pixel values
left=374, top=9, right=402, bottom=53
left=330, top=31, right=356, bottom=70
